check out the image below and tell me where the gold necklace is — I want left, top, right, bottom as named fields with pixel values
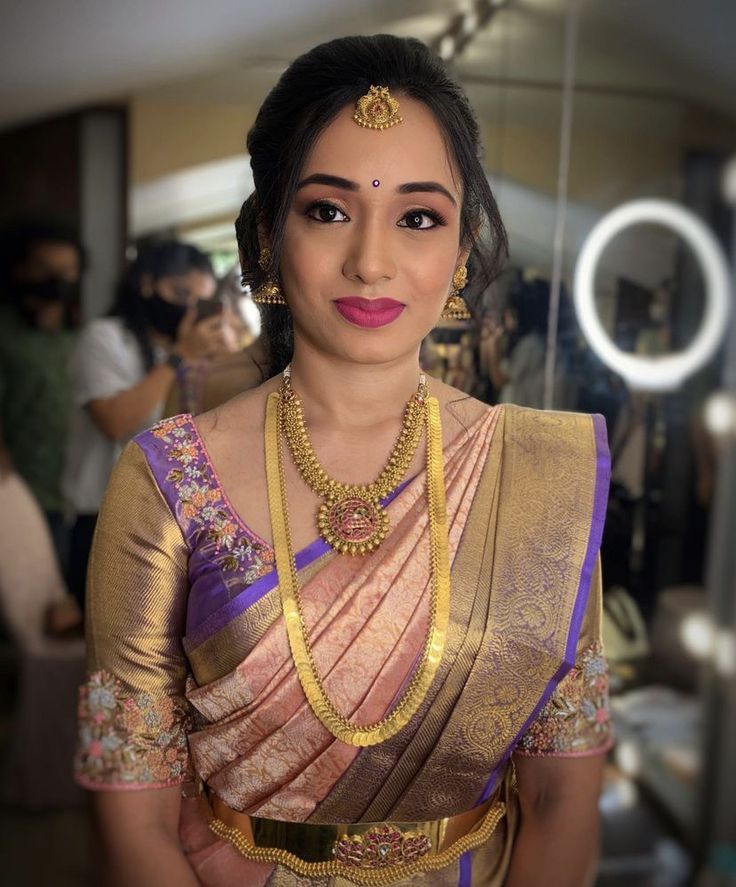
left=264, top=389, right=451, bottom=747
left=279, top=365, right=427, bottom=555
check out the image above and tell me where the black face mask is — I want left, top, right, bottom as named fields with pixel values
left=12, top=278, right=79, bottom=328
left=14, top=277, right=79, bottom=303
left=145, top=293, right=188, bottom=339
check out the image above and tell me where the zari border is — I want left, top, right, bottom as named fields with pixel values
left=477, top=411, right=611, bottom=803
left=209, top=801, right=505, bottom=886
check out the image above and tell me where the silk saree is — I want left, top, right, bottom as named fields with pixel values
left=75, top=402, right=612, bottom=886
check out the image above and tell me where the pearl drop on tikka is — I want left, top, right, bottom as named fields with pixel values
left=372, top=179, right=380, bottom=187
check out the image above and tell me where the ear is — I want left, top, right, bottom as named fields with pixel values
left=256, top=223, right=272, bottom=258
left=455, top=244, right=471, bottom=269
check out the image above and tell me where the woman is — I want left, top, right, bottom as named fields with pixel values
left=162, top=267, right=268, bottom=417
left=75, top=36, right=612, bottom=886
left=63, top=240, right=226, bottom=607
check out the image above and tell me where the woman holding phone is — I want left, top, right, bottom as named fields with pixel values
left=63, top=240, right=227, bottom=607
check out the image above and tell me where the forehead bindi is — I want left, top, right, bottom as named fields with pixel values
left=302, top=97, right=460, bottom=198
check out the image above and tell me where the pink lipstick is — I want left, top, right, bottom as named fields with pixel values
left=334, top=297, right=405, bottom=328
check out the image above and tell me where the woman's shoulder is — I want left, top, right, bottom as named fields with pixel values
left=194, top=376, right=277, bottom=443
left=499, top=404, right=609, bottom=465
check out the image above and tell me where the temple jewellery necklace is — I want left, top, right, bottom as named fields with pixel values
left=264, top=366, right=452, bottom=747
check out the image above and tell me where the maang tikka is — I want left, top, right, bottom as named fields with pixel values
left=252, top=247, right=286, bottom=305
left=353, top=86, right=403, bottom=131
left=440, top=266, right=471, bottom=321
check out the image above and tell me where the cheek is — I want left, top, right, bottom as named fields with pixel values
left=280, top=224, right=329, bottom=292
left=403, top=247, right=455, bottom=305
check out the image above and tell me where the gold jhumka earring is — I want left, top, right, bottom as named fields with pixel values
left=440, top=266, right=471, bottom=320
left=252, top=247, right=287, bottom=305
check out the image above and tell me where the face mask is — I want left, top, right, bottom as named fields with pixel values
left=14, top=278, right=79, bottom=304
left=145, top=292, right=188, bottom=338
left=12, top=278, right=79, bottom=328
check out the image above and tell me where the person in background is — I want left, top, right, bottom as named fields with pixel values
left=0, top=220, right=85, bottom=566
left=62, top=239, right=227, bottom=608
left=482, top=272, right=549, bottom=409
left=162, top=266, right=267, bottom=417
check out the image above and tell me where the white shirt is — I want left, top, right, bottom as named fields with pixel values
left=63, top=317, right=164, bottom=514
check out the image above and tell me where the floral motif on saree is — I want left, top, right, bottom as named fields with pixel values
left=515, top=640, right=613, bottom=756
left=150, top=414, right=275, bottom=583
left=75, top=669, right=191, bottom=788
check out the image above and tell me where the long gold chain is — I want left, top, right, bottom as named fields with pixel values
left=264, top=390, right=451, bottom=747
left=279, top=366, right=427, bottom=555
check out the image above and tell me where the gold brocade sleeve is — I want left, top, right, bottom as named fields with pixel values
left=515, top=557, right=614, bottom=757
left=74, top=441, right=193, bottom=789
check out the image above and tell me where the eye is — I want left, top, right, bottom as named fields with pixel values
left=397, top=210, right=444, bottom=230
left=305, top=201, right=350, bottom=223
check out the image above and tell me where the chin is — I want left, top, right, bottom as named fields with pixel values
left=330, top=327, right=427, bottom=367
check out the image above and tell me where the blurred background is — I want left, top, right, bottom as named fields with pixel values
left=1, top=1, right=735, bottom=885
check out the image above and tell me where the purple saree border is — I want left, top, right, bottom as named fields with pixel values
left=477, top=413, right=611, bottom=805
left=458, top=851, right=473, bottom=886
left=182, top=478, right=412, bottom=653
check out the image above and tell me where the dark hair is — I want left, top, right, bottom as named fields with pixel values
left=236, top=34, right=508, bottom=377
left=108, top=239, right=214, bottom=370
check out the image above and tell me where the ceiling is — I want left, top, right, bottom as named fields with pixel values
left=2, top=0, right=736, bottom=130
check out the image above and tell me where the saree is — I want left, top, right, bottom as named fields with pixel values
left=75, top=402, right=612, bottom=886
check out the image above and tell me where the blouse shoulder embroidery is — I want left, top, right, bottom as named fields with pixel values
left=75, top=670, right=192, bottom=788
left=516, top=640, right=613, bottom=757
left=140, top=414, right=275, bottom=586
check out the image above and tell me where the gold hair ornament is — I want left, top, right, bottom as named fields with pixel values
left=253, top=246, right=286, bottom=305
left=440, top=265, right=471, bottom=320
left=354, top=86, right=403, bottom=131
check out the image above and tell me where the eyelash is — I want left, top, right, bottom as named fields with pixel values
left=304, top=201, right=446, bottom=230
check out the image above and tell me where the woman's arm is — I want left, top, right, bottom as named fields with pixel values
left=85, top=310, right=228, bottom=441
left=93, top=788, right=199, bottom=887
left=506, top=754, right=605, bottom=887
left=87, top=362, right=178, bottom=441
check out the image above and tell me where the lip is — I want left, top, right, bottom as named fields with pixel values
left=333, top=297, right=405, bottom=329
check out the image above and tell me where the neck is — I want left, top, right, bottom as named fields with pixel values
left=287, top=342, right=422, bottom=430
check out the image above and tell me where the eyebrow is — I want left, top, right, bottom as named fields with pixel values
left=398, top=181, right=457, bottom=207
left=296, top=173, right=457, bottom=206
left=297, top=173, right=358, bottom=192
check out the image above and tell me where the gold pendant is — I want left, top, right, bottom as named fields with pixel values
left=317, top=495, right=389, bottom=556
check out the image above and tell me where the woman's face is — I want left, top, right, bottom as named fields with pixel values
left=279, top=96, right=468, bottom=366
left=150, top=270, right=217, bottom=306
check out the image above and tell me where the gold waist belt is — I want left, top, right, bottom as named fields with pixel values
left=209, top=795, right=505, bottom=886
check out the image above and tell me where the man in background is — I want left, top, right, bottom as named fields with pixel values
left=0, top=221, right=85, bottom=566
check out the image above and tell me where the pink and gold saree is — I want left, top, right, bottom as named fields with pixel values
left=76, top=402, right=612, bottom=886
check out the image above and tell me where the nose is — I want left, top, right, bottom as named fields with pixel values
left=342, top=217, right=396, bottom=286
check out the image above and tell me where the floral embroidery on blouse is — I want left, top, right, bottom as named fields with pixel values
left=515, top=640, right=613, bottom=756
left=75, top=670, right=192, bottom=787
left=150, top=415, right=275, bottom=585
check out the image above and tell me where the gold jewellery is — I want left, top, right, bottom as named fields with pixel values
left=252, top=247, right=286, bottom=305
left=440, top=265, right=471, bottom=321
left=264, top=371, right=451, bottom=746
left=354, top=86, right=403, bottom=130
left=279, top=365, right=425, bottom=556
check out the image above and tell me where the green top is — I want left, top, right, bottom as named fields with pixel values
left=0, top=304, right=76, bottom=511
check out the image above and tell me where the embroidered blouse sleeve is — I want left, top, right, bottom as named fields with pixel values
left=74, top=440, right=192, bottom=790
left=515, top=556, right=614, bottom=757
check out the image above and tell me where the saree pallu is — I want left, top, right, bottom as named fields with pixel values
left=75, top=402, right=612, bottom=886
